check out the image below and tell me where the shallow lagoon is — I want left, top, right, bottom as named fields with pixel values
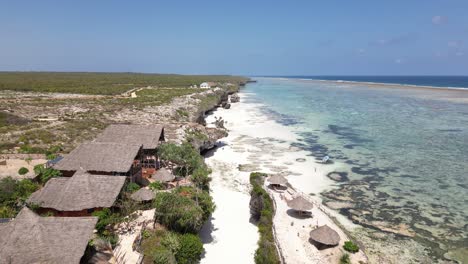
left=245, top=78, right=468, bottom=262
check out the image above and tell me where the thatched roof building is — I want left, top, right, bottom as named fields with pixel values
left=309, top=225, right=340, bottom=246
left=54, top=142, right=142, bottom=174
left=28, top=170, right=126, bottom=212
left=152, top=168, right=175, bottom=182
left=0, top=207, right=97, bottom=264
left=95, top=124, right=165, bottom=150
left=268, top=174, right=288, bottom=187
left=287, top=195, right=314, bottom=212
left=130, top=188, right=156, bottom=202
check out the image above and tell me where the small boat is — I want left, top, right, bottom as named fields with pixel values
left=321, top=156, right=330, bottom=163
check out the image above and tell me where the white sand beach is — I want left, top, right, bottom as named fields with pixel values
left=201, top=93, right=367, bottom=263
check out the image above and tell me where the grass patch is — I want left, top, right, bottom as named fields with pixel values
left=343, top=240, right=360, bottom=253
left=0, top=72, right=248, bottom=95
left=249, top=172, right=281, bottom=264
left=0, top=112, right=29, bottom=128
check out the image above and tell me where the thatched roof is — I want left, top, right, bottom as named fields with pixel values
left=95, top=124, right=164, bottom=150
left=28, top=170, right=126, bottom=211
left=268, top=174, right=288, bottom=186
left=0, top=207, right=97, bottom=264
left=54, top=142, right=142, bottom=173
left=309, top=225, right=340, bottom=246
left=130, top=188, right=156, bottom=202
left=152, top=168, right=175, bottom=182
left=287, top=195, right=314, bottom=212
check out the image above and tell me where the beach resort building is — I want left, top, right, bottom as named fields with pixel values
left=0, top=207, right=97, bottom=264
left=200, top=82, right=210, bottom=89
left=200, top=82, right=217, bottom=89
left=27, top=170, right=126, bottom=216
left=53, top=142, right=143, bottom=178
left=94, top=124, right=165, bottom=169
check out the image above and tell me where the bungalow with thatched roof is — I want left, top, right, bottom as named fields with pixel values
left=309, top=225, right=340, bottom=249
left=94, top=124, right=165, bottom=168
left=267, top=174, right=288, bottom=188
left=287, top=195, right=314, bottom=215
left=0, top=207, right=97, bottom=264
left=27, top=170, right=126, bottom=216
left=53, top=142, right=143, bottom=178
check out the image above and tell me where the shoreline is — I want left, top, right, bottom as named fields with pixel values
left=201, top=92, right=368, bottom=263
left=257, top=76, right=468, bottom=92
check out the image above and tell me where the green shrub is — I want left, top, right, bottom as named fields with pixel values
left=343, top=240, right=360, bottom=253
left=152, top=248, right=176, bottom=264
left=0, top=177, right=39, bottom=217
left=92, top=208, right=121, bottom=234
left=149, top=181, right=165, bottom=191
left=153, top=192, right=204, bottom=233
left=175, top=233, right=204, bottom=264
left=0, top=206, right=16, bottom=218
left=161, top=232, right=180, bottom=253
left=175, top=186, right=215, bottom=222
left=249, top=172, right=280, bottom=264
left=33, top=164, right=61, bottom=184
left=18, top=167, right=29, bottom=175
left=125, top=182, right=140, bottom=193
left=340, top=253, right=351, bottom=264
left=190, top=166, right=212, bottom=191
left=157, top=143, right=204, bottom=177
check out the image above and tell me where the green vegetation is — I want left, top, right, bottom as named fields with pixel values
left=158, top=143, right=205, bottom=177
left=17, top=131, right=60, bottom=154
left=343, top=240, right=360, bottom=253
left=340, top=253, right=351, bottom=264
left=18, top=167, right=29, bottom=175
left=144, top=142, right=214, bottom=263
left=92, top=208, right=121, bottom=246
left=125, top=182, right=141, bottom=193
left=250, top=172, right=281, bottom=264
left=153, top=192, right=204, bottom=234
left=117, top=88, right=202, bottom=109
left=0, top=177, right=39, bottom=218
left=174, top=186, right=215, bottom=222
left=33, top=164, right=61, bottom=184
left=0, top=112, right=29, bottom=128
left=148, top=181, right=165, bottom=191
left=158, top=142, right=212, bottom=190
left=0, top=72, right=248, bottom=95
left=140, top=229, right=203, bottom=264
left=175, top=233, right=204, bottom=264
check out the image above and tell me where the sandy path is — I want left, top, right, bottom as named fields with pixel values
left=113, top=209, right=155, bottom=264
left=200, top=143, right=259, bottom=264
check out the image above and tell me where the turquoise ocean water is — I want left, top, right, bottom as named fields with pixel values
left=244, top=78, right=468, bottom=262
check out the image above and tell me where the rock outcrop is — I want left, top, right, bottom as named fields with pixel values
left=230, top=93, right=240, bottom=103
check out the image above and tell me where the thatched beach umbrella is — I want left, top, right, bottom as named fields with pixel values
left=287, top=195, right=313, bottom=212
left=152, top=168, right=175, bottom=182
left=267, top=174, right=288, bottom=187
left=130, top=188, right=156, bottom=202
left=309, top=225, right=340, bottom=246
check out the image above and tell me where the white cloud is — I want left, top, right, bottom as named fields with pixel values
left=395, top=58, right=404, bottom=64
left=432, top=16, right=447, bottom=25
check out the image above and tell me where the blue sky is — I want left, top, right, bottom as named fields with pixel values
left=1, top=0, right=467, bottom=75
